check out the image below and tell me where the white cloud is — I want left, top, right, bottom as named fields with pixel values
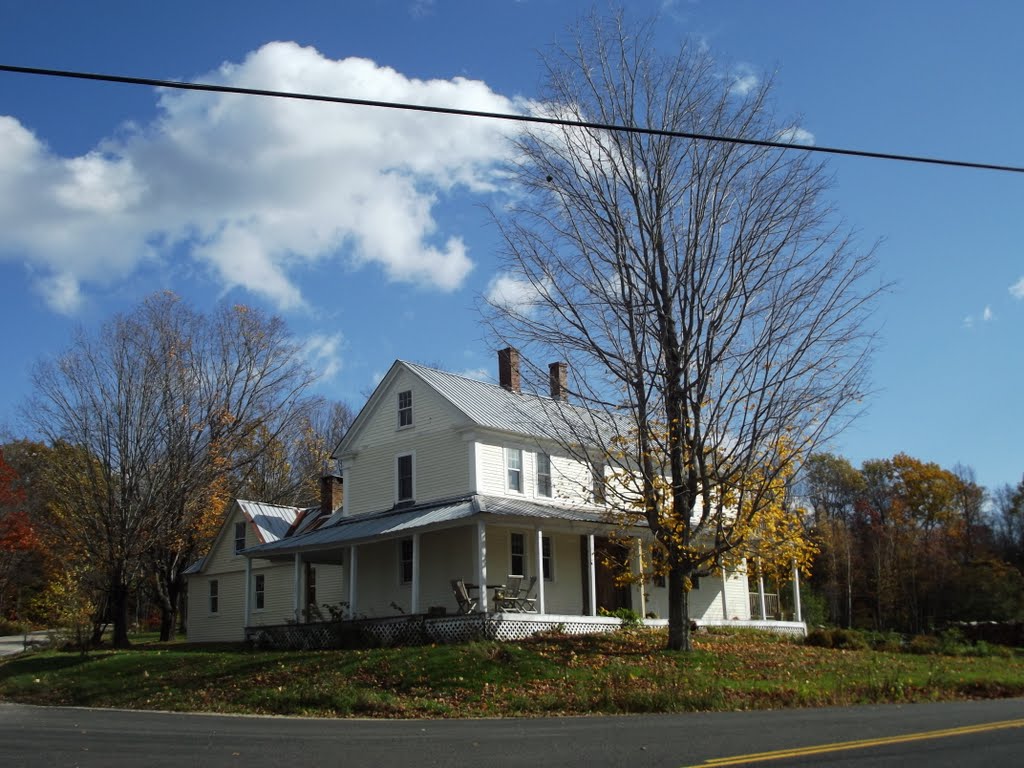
left=963, top=315, right=974, bottom=329
left=775, top=126, right=816, bottom=146
left=35, top=272, right=83, bottom=315
left=1010, top=277, right=1024, bottom=299
left=485, top=273, right=549, bottom=317
left=458, top=367, right=490, bottom=382
left=983, top=305, right=994, bottom=322
left=0, top=43, right=520, bottom=312
left=303, top=332, right=345, bottom=380
left=729, top=66, right=759, bottom=97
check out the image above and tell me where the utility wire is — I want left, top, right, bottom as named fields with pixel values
left=2, top=62, right=1023, bottom=174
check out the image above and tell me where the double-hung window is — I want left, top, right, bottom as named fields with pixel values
left=400, top=538, right=414, bottom=584
left=234, top=521, right=246, bottom=554
left=536, top=453, right=552, bottom=497
left=305, top=564, right=317, bottom=608
left=254, top=573, right=265, bottom=610
left=542, top=536, right=553, bottom=581
left=209, top=580, right=219, bottom=613
left=506, top=448, right=523, bottom=493
left=398, top=390, right=413, bottom=428
left=510, top=532, right=525, bottom=577
left=397, top=454, right=414, bottom=504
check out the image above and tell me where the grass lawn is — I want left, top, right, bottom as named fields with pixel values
left=1, top=628, right=1022, bottom=718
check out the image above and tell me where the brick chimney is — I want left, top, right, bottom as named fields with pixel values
left=320, top=473, right=344, bottom=515
left=549, top=362, right=568, bottom=401
left=498, top=347, right=521, bottom=393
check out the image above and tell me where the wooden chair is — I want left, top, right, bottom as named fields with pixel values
left=514, top=576, right=538, bottom=613
left=451, top=579, right=478, bottom=614
left=493, top=575, right=522, bottom=612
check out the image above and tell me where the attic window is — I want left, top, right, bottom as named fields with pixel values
left=234, top=521, right=246, bottom=554
left=398, top=390, right=413, bottom=428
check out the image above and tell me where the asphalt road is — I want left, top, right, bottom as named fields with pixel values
left=0, top=633, right=50, bottom=657
left=1, top=698, right=1022, bottom=767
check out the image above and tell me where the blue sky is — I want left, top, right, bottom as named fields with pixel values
left=0, top=1, right=1021, bottom=493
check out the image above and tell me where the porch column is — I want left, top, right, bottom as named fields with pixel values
left=757, top=557, right=767, bottom=621
left=348, top=545, right=359, bottom=617
left=535, top=529, right=546, bottom=614
left=587, top=534, right=597, bottom=617
left=411, top=532, right=421, bottom=615
left=792, top=560, right=803, bottom=623
left=635, top=539, right=646, bottom=619
left=720, top=566, right=729, bottom=619
left=477, top=520, right=488, bottom=612
left=293, top=552, right=301, bottom=622
left=243, top=556, right=252, bottom=628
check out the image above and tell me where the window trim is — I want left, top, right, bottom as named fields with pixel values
left=509, top=531, right=526, bottom=577
left=397, top=389, right=413, bottom=429
left=506, top=447, right=523, bottom=494
left=536, top=452, right=552, bottom=498
left=234, top=521, right=246, bottom=554
left=396, top=452, right=415, bottom=504
left=542, top=536, right=554, bottom=582
left=254, top=573, right=265, bottom=611
left=209, top=579, right=219, bottom=614
left=399, top=538, right=414, bottom=585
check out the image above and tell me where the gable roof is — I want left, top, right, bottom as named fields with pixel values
left=337, top=359, right=617, bottom=457
left=237, top=499, right=308, bottom=544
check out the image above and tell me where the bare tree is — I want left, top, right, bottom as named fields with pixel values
left=233, top=397, right=355, bottom=507
left=28, top=293, right=318, bottom=645
left=484, top=12, right=884, bottom=650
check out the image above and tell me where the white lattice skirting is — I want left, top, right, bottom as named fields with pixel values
left=245, top=614, right=804, bottom=649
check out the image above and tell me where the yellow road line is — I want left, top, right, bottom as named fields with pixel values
left=684, top=717, right=1024, bottom=767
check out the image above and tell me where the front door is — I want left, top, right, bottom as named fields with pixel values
left=581, top=536, right=632, bottom=614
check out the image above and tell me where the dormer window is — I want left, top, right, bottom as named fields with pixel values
left=398, top=390, right=413, bottom=428
left=234, top=521, right=246, bottom=554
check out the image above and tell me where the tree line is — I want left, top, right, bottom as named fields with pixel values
left=802, top=452, right=1024, bottom=633
left=0, top=292, right=352, bottom=645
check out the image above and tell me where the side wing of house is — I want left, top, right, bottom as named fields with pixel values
left=187, top=502, right=351, bottom=642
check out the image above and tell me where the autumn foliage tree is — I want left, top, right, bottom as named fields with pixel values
left=804, top=452, right=1024, bottom=631
left=27, top=293, right=320, bottom=645
left=485, top=12, right=881, bottom=649
left=0, top=447, right=37, bottom=621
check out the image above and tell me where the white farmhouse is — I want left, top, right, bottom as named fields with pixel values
left=187, top=350, right=800, bottom=645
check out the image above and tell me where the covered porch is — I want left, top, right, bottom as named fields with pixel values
left=240, top=494, right=803, bottom=644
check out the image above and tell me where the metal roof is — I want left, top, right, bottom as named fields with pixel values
left=403, top=361, right=619, bottom=444
left=243, top=494, right=639, bottom=559
left=237, top=500, right=304, bottom=544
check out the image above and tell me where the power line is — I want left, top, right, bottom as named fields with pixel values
left=2, top=62, right=1023, bottom=174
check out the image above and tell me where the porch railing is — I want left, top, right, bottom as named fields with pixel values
left=749, top=592, right=781, bottom=620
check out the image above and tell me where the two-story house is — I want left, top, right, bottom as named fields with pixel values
left=186, top=350, right=762, bottom=644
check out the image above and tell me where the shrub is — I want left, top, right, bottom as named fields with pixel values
left=805, top=627, right=869, bottom=650
left=599, top=607, right=643, bottom=629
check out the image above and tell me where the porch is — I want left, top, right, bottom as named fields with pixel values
left=239, top=494, right=805, bottom=642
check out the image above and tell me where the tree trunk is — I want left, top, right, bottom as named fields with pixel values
left=111, top=581, right=132, bottom=648
left=667, top=566, right=692, bottom=651
left=157, top=576, right=183, bottom=641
